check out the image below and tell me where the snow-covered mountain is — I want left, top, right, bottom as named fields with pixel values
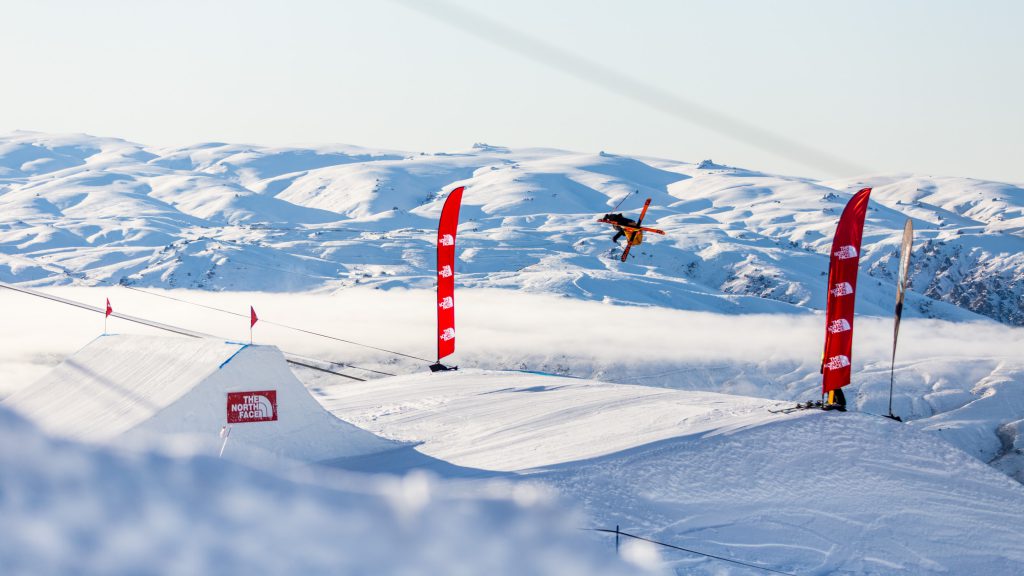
left=3, top=130, right=1024, bottom=574
left=2, top=131, right=1021, bottom=325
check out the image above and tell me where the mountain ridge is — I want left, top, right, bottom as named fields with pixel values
left=2, top=131, right=1021, bottom=325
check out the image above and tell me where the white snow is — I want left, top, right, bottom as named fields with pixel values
left=2, top=286, right=1022, bottom=483
left=316, top=368, right=1024, bottom=574
left=315, top=369, right=775, bottom=472
left=0, top=403, right=639, bottom=576
left=1, top=132, right=1021, bottom=324
left=3, top=334, right=397, bottom=462
left=3, top=131, right=1024, bottom=574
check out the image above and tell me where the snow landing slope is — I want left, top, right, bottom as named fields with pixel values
left=1, top=132, right=1022, bottom=325
left=2, top=334, right=396, bottom=462
left=0, top=403, right=639, bottom=576
left=320, top=369, right=1024, bottom=575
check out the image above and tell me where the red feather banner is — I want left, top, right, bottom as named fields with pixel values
left=821, top=188, right=872, bottom=394
left=436, top=186, right=464, bottom=362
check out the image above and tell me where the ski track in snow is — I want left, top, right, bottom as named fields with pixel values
left=317, top=369, right=1024, bottom=575
left=3, top=132, right=1024, bottom=574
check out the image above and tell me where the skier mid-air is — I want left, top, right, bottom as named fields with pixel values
left=602, top=212, right=639, bottom=244
left=596, top=198, right=665, bottom=262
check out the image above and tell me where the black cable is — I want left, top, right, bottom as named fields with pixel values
left=0, top=282, right=367, bottom=381
left=1, top=282, right=211, bottom=339
left=390, top=0, right=868, bottom=177
left=12, top=251, right=425, bottom=369
left=283, top=357, right=365, bottom=381
left=118, top=285, right=431, bottom=364
left=282, top=351, right=397, bottom=378
left=588, top=527, right=796, bottom=575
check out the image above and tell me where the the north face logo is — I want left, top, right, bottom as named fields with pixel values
left=227, top=391, right=278, bottom=423
left=834, top=245, right=858, bottom=260
left=439, top=265, right=453, bottom=278
left=438, top=296, right=453, bottom=310
left=439, top=327, right=455, bottom=341
left=828, top=318, right=851, bottom=334
left=824, top=355, right=851, bottom=370
left=830, top=282, right=854, bottom=297
left=439, top=234, right=455, bottom=247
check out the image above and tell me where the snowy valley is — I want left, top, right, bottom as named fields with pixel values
left=2, top=131, right=1024, bottom=575
left=2, top=131, right=1021, bottom=324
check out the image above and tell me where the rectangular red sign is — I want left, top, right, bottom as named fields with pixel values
left=227, top=390, right=278, bottom=423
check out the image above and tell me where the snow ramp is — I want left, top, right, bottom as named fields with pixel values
left=320, top=369, right=1024, bottom=574
left=315, top=368, right=783, bottom=472
left=2, top=334, right=396, bottom=462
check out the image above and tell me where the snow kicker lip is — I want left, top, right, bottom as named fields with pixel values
left=2, top=334, right=397, bottom=462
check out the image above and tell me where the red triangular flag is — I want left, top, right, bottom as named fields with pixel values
left=105, top=298, right=113, bottom=318
left=250, top=306, right=258, bottom=328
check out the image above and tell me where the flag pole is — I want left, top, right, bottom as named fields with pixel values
left=249, top=305, right=257, bottom=345
left=104, top=298, right=112, bottom=334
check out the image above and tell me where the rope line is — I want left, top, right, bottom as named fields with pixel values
left=588, top=527, right=796, bottom=575
left=120, top=285, right=432, bottom=364
left=283, top=351, right=397, bottom=378
left=0, top=282, right=367, bottom=381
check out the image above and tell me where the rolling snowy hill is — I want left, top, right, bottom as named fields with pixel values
left=3, top=131, right=1024, bottom=575
left=1, top=131, right=1021, bottom=325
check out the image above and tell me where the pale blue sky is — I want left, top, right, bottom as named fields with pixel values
left=1, top=0, right=1021, bottom=181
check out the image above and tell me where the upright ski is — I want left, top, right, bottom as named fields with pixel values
left=619, top=198, right=652, bottom=262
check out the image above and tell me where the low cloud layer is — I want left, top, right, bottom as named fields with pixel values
left=2, top=287, right=1020, bottom=396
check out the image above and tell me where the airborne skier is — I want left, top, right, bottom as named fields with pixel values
left=602, top=212, right=639, bottom=244
left=596, top=198, right=666, bottom=262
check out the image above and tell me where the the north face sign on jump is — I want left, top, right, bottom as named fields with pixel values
left=227, top=391, right=278, bottom=423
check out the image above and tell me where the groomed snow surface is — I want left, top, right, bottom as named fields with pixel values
left=3, top=292, right=1024, bottom=574
left=2, top=132, right=1023, bottom=574
left=0, top=403, right=636, bottom=576
left=3, top=334, right=396, bottom=463
left=323, top=369, right=1024, bottom=575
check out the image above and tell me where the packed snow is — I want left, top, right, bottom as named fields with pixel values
left=3, top=131, right=1024, bottom=574
left=2, top=334, right=397, bottom=463
left=0, top=403, right=640, bottom=576
left=318, top=368, right=1024, bottom=574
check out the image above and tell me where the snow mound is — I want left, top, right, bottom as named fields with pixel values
left=0, top=404, right=642, bottom=576
left=320, top=369, right=1024, bottom=574
left=316, top=369, right=775, bottom=472
left=2, top=334, right=396, bottom=462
